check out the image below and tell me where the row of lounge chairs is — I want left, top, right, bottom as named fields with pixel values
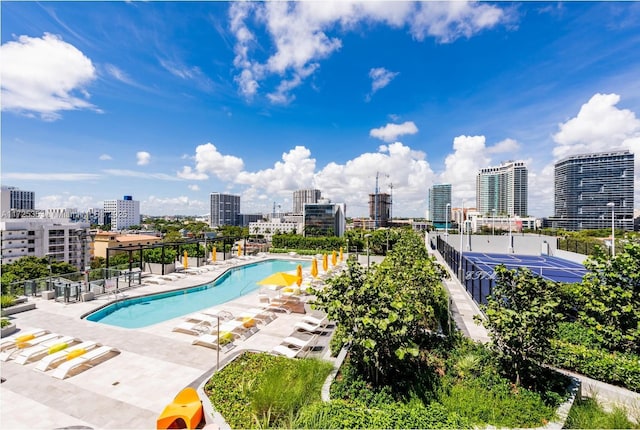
left=271, top=314, right=330, bottom=359
left=0, top=328, right=119, bottom=379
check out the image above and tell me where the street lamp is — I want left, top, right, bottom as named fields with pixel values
left=214, top=310, right=234, bottom=370
left=459, top=201, right=464, bottom=280
left=364, top=234, right=372, bottom=268
left=507, top=212, right=513, bottom=253
left=491, top=208, right=496, bottom=235
left=607, top=202, right=615, bottom=256
left=445, top=203, right=451, bottom=239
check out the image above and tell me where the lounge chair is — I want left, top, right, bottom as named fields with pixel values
left=156, top=387, right=203, bottom=430
left=13, top=335, right=79, bottom=365
left=0, top=328, right=50, bottom=352
left=34, top=341, right=99, bottom=372
left=0, top=332, right=61, bottom=360
left=272, top=335, right=318, bottom=359
left=191, top=332, right=236, bottom=351
left=301, top=315, right=328, bottom=327
left=172, top=320, right=213, bottom=336
left=294, top=319, right=328, bottom=334
left=51, top=345, right=120, bottom=379
left=239, top=308, right=276, bottom=325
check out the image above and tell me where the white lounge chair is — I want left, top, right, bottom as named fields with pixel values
left=34, top=341, right=99, bottom=372
left=301, top=315, right=328, bottom=327
left=172, top=320, right=213, bottom=336
left=239, top=308, right=276, bottom=325
left=13, top=335, right=79, bottom=365
left=0, top=333, right=60, bottom=360
left=272, top=335, right=318, bottom=359
left=0, top=328, right=50, bottom=352
left=294, top=319, right=327, bottom=334
left=51, top=345, right=120, bottom=379
left=191, top=333, right=236, bottom=351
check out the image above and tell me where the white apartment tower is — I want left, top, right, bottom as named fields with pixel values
left=293, top=189, right=321, bottom=214
left=476, top=161, right=528, bottom=217
left=1, top=185, right=36, bottom=218
left=103, top=195, right=140, bottom=231
left=209, top=193, right=241, bottom=227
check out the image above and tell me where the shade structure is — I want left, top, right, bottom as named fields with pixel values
left=322, top=253, right=328, bottom=272
left=311, top=258, right=318, bottom=278
left=339, top=247, right=343, bottom=262
left=183, top=251, right=188, bottom=269
left=331, top=250, right=337, bottom=267
left=296, top=264, right=303, bottom=286
left=237, top=244, right=242, bottom=256
left=212, top=247, right=217, bottom=262
left=257, top=272, right=298, bottom=287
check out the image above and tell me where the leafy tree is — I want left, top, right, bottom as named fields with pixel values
left=576, top=242, right=640, bottom=354
left=477, top=266, right=562, bottom=385
left=311, top=230, right=449, bottom=387
left=163, top=230, right=183, bottom=243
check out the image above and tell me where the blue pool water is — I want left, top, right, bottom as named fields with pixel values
left=85, top=259, right=309, bottom=329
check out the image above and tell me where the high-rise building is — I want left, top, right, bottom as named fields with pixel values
left=428, top=184, right=452, bottom=226
left=368, top=193, right=392, bottom=228
left=209, top=193, right=241, bottom=227
left=303, top=202, right=346, bottom=237
left=476, top=161, right=528, bottom=216
left=551, top=151, right=634, bottom=231
left=293, top=189, right=321, bottom=214
left=103, top=195, right=140, bottom=231
left=1, top=185, right=36, bottom=218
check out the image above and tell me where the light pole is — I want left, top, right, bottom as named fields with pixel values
left=215, top=310, right=234, bottom=370
left=459, top=201, right=464, bottom=279
left=507, top=212, right=513, bottom=253
left=491, top=208, right=496, bottom=235
left=364, top=234, right=372, bottom=268
left=607, top=202, right=615, bottom=256
left=445, top=203, right=451, bottom=239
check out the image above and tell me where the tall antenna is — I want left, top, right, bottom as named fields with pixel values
left=389, top=182, right=393, bottom=222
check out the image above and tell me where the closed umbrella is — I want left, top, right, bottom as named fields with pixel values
left=237, top=243, right=242, bottom=257
left=331, top=250, right=337, bottom=267
left=311, top=258, right=318, bottom=278
left=296, top=264, right=303, bottom=287
left=183, top=251, right=188, bottom=269
left=212, top=247, right=217, bottom=262
left=322, top=253, right=328, bottom=272
left=339, top=247, right=343, bottom=262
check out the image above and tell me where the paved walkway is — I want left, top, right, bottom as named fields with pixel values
left=0, top=256, right=338, bottom=430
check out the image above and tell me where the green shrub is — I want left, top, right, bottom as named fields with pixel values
left=0, top=318, right=11, bottom=328
left=565, top=396, right=639, bottom=429
left=1, top=295, right=16, bottom=308
left=204, top=352, right=332, bottom=429
left=550, top=339, right=640, bottom=392
left=294, top=399, right=471, bottom=429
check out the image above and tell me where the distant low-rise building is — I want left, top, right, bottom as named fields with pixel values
left=248, top=219, right=302, bottom=241
left=93, top=231, right=162, bottom=259
left=303, top=202, right=346, bottom=237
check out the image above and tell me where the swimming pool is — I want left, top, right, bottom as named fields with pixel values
left=85, top=259, right=309, bottom=329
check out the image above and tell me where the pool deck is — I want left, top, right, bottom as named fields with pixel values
left=0, top=255, right=339, bottom=430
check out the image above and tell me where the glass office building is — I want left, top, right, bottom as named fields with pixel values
left=428, top=184, right=451, bottom=226
left=476, top=161, right=528, bottom=216
left=551, top=151, right=634, bottom=231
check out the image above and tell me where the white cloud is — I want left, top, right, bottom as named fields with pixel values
left=38, top=193, right=99, bottom=210
left=487, top=138, right=520, bottom=154
left=188, top=184, right=200, bottom=191
left=369, top=67, right=399, bottom=94
left=370, top=121, right=419, bottom=143
left=189, top=142, right=245, bottom=180
left=104, top=64, right=134, bottom=85
left=3, top=172, right=102, bottom=181
left=102, top=169, right=181, bottom=181
left=0, top=33, right=98, bottom=120
left=440, top=135, right=491, bottom=204
left=229, top=1, right=508, bottom=103
left=99, top=154, right=113, bottom=161
left=143, top=195, right=208, bottom=216
left=136, top=151, right=151, bottom=166
left=177, top=166, right=208, bottom=181
left=553, top=93, right=640, bottom=160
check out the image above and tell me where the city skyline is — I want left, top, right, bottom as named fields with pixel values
left=2, top=2, right=640, bottom=218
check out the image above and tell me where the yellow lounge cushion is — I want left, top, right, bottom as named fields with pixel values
left=219, top=332, right=233, bottom=345
left=15, top=334, right=35, bottom=343
left=48, top=343, right=69, bottom=354
left=66, top=348, right=87, bottom=360
left=242, top=317, right=256, bottom=328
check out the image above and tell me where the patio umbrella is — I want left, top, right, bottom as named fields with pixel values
left=311, top=258, right=318, bottom=278
left=183, top=251, right=188, bottom=269
left=322, top=253, right=328, bottom=272
left=296, top=264, right=303, bottom=286
left=331, top=250, right=337, bottom=267
left=257, top=272, right=298, bottom=288
left=212, top=247, right=216, bottom=262
left=339, top=247, right=343, bottom=262
left=237, top=243, right=242, bottom=257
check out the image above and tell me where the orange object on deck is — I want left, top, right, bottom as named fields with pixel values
left=157, top=387, right=203, bottom=429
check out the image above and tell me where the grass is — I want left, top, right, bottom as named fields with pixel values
left=564, top=396, right=640, bottom=429
left=204, top=351, right=333, bottom=429
left=1, top=295, right=16, bottom=308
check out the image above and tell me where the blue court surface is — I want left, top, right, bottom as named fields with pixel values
left=463, top=252, right=588, bottom=284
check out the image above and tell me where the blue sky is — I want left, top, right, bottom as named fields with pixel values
left=2, top=1, right=640, bottom=218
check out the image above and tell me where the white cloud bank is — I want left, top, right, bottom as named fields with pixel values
left=229, top=1, right=508, bottom=103
left=0, top=33, right=98, bottom=120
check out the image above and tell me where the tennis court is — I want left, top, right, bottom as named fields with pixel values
left=463, top=252, right=588, bottom=284
left=459, top=252, right=588, bottom=304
